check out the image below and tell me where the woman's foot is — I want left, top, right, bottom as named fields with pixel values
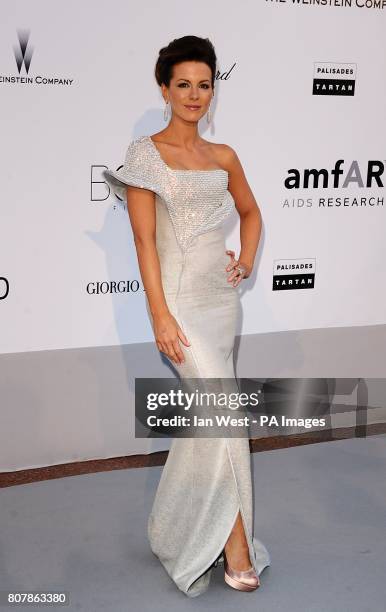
left=224, top=511, right=253, bottom=571
left=224, top=540, right=252, bottom=570
left=222, top=511, right=261, bottom=590
left=224, top=552, right=260, bottom=591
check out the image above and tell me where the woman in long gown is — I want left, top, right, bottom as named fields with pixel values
left=104, top=35, right=270, bottom=597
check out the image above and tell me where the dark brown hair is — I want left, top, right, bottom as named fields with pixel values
left=155, top=35, right=217, bottom=89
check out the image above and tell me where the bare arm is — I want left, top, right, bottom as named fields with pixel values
left=125, top=185, right=190, bottom=363
left=125, top=185, right=168, bottom=317
left=219, top=144, right=262, bottom=285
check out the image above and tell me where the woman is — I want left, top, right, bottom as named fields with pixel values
left=104, top=35, right=270, bottom=597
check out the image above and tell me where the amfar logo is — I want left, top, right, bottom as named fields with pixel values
left=283, top=160, right=384, bottom=208
left=273, top=259, right=315, bottom=291
left=284, top=160, right=384, bottom=189
left=313, top=62, right=356, bottom=96
left=14, top=29, right=33, bottom=74
left=0, top=29, right=74, bottom=86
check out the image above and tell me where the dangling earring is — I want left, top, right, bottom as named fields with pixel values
left=164, top=100, right=170, bottom=122
left=206, top=100, right=212, bottom=124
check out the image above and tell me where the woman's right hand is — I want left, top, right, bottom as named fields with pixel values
left=152, top=311, right=190, bottom=365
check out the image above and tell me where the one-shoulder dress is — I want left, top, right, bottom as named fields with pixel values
left=104, top=135, right=270, bottom=597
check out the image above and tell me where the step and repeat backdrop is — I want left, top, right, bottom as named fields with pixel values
left=1, top=2, right=385, bottom=356
left=1, top=1, right=385, bottom=470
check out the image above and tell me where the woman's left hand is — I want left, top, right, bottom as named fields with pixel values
left=225, top=250, right=252, bottom=287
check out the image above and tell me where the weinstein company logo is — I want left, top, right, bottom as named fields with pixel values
left=313, top=62, right=356, bottom=96
left=273, top=259, right=316, bottom=291
left=0, top=29, right=74, bottom=86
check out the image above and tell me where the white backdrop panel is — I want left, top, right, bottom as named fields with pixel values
left=1, top=3, right=385, bottom=349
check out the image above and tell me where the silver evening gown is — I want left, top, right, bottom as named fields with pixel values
left=104, top=135, right=270, bottom=597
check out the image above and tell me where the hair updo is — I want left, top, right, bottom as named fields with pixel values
left=154, top=35, right=217, bottom=89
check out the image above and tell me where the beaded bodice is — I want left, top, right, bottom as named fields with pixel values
left=104, top=135, right=235, bottom=252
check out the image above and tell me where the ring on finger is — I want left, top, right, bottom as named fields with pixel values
left=235, top=264, right=246, bottom=277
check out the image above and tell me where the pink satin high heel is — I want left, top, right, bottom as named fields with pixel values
left=224, top=551, right=260, bottom=592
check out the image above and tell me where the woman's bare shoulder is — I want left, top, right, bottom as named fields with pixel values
left=204, top=139, right=239, bottom=172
